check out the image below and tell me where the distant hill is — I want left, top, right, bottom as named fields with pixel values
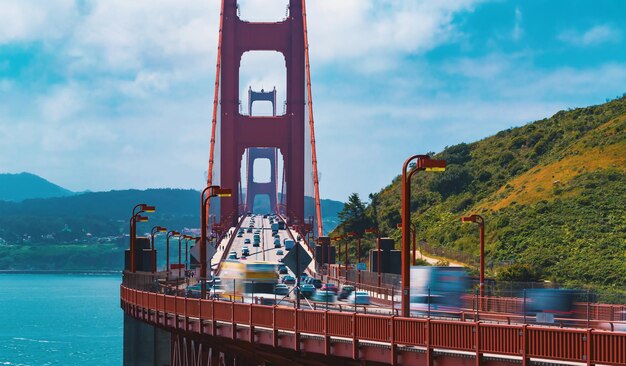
left=0, top=187, right=343, bottom=245
left=331, top=95, right=626, bottom=290
left=0, top=172, right=74, bottom=201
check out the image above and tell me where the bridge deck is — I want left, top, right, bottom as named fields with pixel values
left=121, top=285, right=626, bottom=366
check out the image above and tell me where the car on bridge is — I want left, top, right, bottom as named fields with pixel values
left=276, top=250, right=284, bottom=256
left=227, top=251, right=238, bottom=260
left=237, top=231, right=243, bottom=237
left=281, top=275, right=296, bottom=285
left=246, top=227, right=253, bottom=233
left=338, top=285, right=354, bottom=300
left=244, top=238, right=251, bottom=244
left=321, top=283, right=338, bottom=294
left=303, top=277, right=322, bottom=289
left=277, top=264, right=288, bottom=274
left=273, top=239, right=281, bottom=248
left=347, top=291, right=371, bottom=305
left=242, top=247, right=250, bottom=257
left=311, top=290, right=336, bottom=303
left=274, top=284, right=289, bottom=296
left=295, top=284, right=315, bottom=298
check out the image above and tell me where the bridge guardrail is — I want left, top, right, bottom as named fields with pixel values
left=121, top=285, right=626, bottom=366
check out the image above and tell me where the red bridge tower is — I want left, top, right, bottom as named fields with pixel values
left=218, top=0, right=306, bottom=226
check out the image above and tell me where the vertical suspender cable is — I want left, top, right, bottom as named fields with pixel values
left=301, top=0, right=324, bottom=237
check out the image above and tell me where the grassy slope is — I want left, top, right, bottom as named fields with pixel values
left=332, top=96, right=626, bottom=289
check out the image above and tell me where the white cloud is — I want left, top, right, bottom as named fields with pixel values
left=558, top=25, right=621, bottom=46
left=307, top=0, right=483, bottom=71
left=68, top=0, right=219, bottom=74
left=38, top=85, right=87, bottom=123
left=0, top=0, right=78, bottom=44
left=442, top=54, right=514, bottom=79
left=2, top=0, right=626, bottom=202
left=0, top=79, right=12, bottom=92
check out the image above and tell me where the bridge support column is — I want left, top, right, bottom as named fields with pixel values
left=123, top=313, right=171, bottom=366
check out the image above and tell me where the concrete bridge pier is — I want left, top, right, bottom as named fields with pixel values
left=123, top=314, right=171, bottom=366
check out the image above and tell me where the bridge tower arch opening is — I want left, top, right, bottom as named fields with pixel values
left=237, top=0, right=290, bottom=23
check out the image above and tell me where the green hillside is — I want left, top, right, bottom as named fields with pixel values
left=0, top=172, right=74, bottom=201
left=332, top=96, right=626, bottom=291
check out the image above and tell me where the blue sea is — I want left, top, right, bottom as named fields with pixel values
left=0, top=274, right=122, bottom=366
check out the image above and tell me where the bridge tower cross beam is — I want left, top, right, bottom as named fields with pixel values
left=245, top=87, right=279, bottom=214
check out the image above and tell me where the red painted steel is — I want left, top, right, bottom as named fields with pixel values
left=356, top=314, right=389, bottom=343
left=233, top=303, right=250, bottom=324
left=527, top=327, right=588, bottom=362
left=216, top=0, right=306, bottom=226
left=165, top=295, right=176, bottom=314
left=274, top=308, right=295, bottom=330
left=430, top=321, right=475, bottom=351
left=301, top=0, right=323, bottom=236
left=592, top=331, right=626, bottom=365
left=393, top=317, right=426, bottom=346
left=250, top=305, right=273, bottom=328
left=200, top=299, right=213, bottom=319
left=176, top=297, right=185, bottom=316
left=245, top=148, right=279, bottom=213
left=217, top=302, right=236, bottom=322
left=205, top=0, right=224, bottom=234
left=297, top=309, right=324, bottom=334
left=187, top=299, right=200, bottom=318
left=121, top=286, right=626, bottom=365
left=479, top=324, right=522, bottom=356
left=326, top=312, right=353, bottom=338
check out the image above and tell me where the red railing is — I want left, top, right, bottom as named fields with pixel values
left=121, top=285, right=626, bottom=365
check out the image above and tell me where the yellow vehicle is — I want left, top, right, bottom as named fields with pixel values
left=220, top=260, right=279, bottom=299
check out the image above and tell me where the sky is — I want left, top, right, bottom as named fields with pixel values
left=1, top=0, right=625, bottom=202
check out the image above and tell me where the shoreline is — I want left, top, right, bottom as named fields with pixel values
left=0, top=270, right=122, bottom=275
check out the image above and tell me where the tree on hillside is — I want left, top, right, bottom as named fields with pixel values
left=368, top=192, right=380, bottom=227
left=338, top=193, right=373, bottom=233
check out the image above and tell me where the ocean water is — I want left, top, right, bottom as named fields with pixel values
left=0, top=274, right=122, bottom=366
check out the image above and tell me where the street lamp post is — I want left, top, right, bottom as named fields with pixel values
left=177, top=235, right=185, bottom=280
left=166, top=230, right=180, bottom=280
left=397, top=223, right=418, bottom=265
left=129, top=204, right=155, bottom=272
left=327, top=240, right=332, bottom=276
left=200, top=185, right=232, bottom=298
left=150, top=226, right=167, bottom=273
left=462, top=214, right=486, bottom=298
left=317, top=237, right=325, bottom=275
left=401, top=155, right=446, bottom=318
left=365, top=228, right=381, bottom=288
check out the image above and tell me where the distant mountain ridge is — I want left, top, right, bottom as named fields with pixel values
left=0, top=176, right=344, bottom=246
left=0, top=172, right=74, bottom=201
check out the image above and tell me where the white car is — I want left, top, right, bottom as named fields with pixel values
left=347, top=291, right=371, bottom=305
